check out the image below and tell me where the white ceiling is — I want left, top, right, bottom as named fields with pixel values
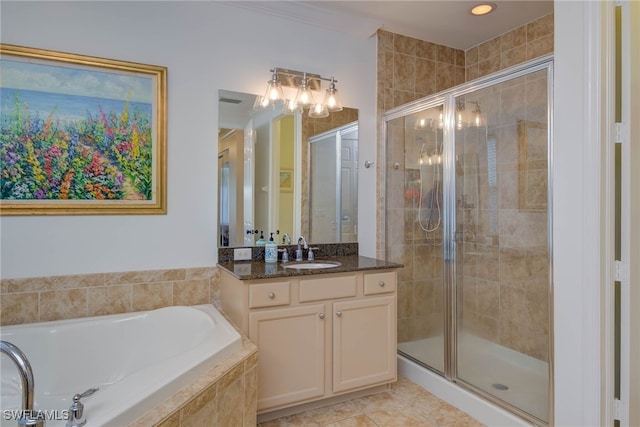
left=230, top=0, right=554, bottom=50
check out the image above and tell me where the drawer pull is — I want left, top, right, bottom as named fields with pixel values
left=379, top=281, right=385, bottom=287
left=318, top=313, right=325, bottom=319
left=268, top=292, right=275, bottom=299
left=336, top=311, right=342, bottom=317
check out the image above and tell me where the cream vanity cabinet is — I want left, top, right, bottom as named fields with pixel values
left=219, top=268, right=397, bottom=414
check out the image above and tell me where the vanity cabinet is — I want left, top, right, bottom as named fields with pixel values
left=219, top=268, right=397, bottom=414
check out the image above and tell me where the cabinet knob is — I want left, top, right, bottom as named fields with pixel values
left=378, top=281, right=385, bottom=287
left=336, top=311, right=342, bottom=317
left=318, top=313, right=325, bottom=319
left=268, top=292, right=275, bottom=299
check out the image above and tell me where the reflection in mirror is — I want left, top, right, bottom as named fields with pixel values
left=218, top=89, right=358, bottom=247
left=308, top=122, right=358, bottom=243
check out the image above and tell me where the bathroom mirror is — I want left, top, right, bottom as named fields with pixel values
left=218, top=89, right=359, bottom=247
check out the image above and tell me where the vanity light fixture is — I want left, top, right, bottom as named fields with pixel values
left=257, top=67, right=344, bottom=117
left=470, top=2, right=496, bottom=16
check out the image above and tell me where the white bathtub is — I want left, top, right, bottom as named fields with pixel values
left=1, top=304, right=242, bottom=426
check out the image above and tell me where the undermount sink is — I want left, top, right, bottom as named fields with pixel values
left=282, top=261, right=342, bottom=270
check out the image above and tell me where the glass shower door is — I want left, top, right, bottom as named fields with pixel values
left=389, top=103, right=446, bottom=375
left=453, top=69, right=550, bottom=423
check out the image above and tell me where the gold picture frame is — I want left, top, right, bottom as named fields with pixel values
left=0, top=44, right=167, bottom=215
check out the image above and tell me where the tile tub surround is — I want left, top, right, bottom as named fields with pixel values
left=0, top=266, right=258, bottom=426
left=0, top=267, right=220, bottom=326
left=129, top=336, right=258, bottom=427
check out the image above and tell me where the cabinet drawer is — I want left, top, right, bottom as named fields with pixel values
left=249, top=281, right=291, bottom=308
left=299, top=275, right=356, bottom=302
left=364, top=271, right=396, bottom=295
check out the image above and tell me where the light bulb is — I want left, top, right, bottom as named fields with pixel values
left=294, top=73, right=315, bottom=108
left=323, top=78, right=342, bottom=112
left=308, top=102, right=329, bottom=118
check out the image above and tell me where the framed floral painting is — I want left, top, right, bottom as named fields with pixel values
left=0, top=44, right=167, bottom=215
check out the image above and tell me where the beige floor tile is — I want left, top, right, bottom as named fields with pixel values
left=324, top=414, right=378, bottom=427
left=261, top=376, right=486, bottom=427
left=367, top=408, right=437, bottom=427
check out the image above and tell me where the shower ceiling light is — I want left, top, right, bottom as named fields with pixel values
left=471, top=3, right=496, bottom=16
left=257, top=67, right=344, bottom=116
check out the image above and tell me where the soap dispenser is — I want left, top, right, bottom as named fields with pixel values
left=265, top=232, right=278, bottom=263
left=256, top=231, right=266, bottom=246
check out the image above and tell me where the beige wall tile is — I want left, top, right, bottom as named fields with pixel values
left=243, top=366, right=257, bottom=427
left=105, top=268, right=186, bottom=286
left=436, top=44, right=455, bottom=64
left=180, top=383, right=217, bottom=427
left=88, top=284, right=132, bottom=316
left=527, top=13, right=554, bottom=42
left=527, top=35, right=553, bottom=60
left=415, top=59, right=436, bottom=94
left=500, top=26, right=527, bottom=51
left=416, top=40, right=437, bottom=60
left=216, top=373, right=244, bottom=427
left=477, top=56, right=501, bottom=78
left=465, top=46, right=478, bottom=66
left=435, top=62, right=455, bottom=92
left=378, top=29, right=394, bottom=51
left=1, top=293, right=39, bottom=325
left=477, top=37, right=500, bottom=62
left=173, top=279, right=209, bottom=307
left=393, top=53, right=416, bottom=92
left=132, top=282, right=172, bottom=311
left=155, top=411, right=180, bottom=427
left=501, top=47, right=527, bottom=69
left=394, top=33, right=416, bottom=55
left=40, top=288, right=87, bottom=321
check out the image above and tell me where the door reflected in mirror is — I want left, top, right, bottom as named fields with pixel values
left=218, top=89, right=358, bottom=247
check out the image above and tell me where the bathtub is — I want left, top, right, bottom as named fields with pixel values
left=1, top=304, right=242, bottom=426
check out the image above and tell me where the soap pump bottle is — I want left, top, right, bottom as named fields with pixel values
left=256, top=231, right=266, bottom=246
left=265, top=232, right=278, bottom=263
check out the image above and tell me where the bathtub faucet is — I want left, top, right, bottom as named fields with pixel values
left=0, top=340, right=45, bottom=427
left=66, top=388, right=99, bottom=427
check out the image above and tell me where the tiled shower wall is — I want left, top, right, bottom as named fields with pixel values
left=378, top=14, right=553, bottom=357
left=0, top=267, right=220, bottom=326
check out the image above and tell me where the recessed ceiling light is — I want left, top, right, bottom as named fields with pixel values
left=471, top=3, right=497, bottom=16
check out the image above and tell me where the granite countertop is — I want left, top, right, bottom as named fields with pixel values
left=217, top=255, right=403, bottom=281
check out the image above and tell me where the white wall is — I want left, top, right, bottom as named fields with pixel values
left=0, top=1, right=377, bottom=279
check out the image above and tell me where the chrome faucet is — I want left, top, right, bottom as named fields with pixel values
left=66, top=388, right=99, bottom=427
left=0, top=341, right=45, bottom=427
left=296, top=236, right=308, bottom=261
left=281, top=233, right=291, bottom=245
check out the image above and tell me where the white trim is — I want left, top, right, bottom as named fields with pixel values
left=618, top=2, right=633, bottom=426
left=553, top=2, right=603, bottom=425
left=603, top=2, right=616, bottom=425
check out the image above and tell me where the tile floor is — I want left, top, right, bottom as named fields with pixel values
left=258, top=376, right=486, bottom=427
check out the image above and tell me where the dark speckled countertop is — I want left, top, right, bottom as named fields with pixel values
left=217, top=255, right=403, bottom=281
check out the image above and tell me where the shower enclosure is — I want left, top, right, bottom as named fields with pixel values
left=308, top=122, right=358, bottom=243
left=384, top=57, right=552, bottom=425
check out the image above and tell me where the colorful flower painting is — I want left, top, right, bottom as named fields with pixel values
left=0, top=44, right=166, bottom=215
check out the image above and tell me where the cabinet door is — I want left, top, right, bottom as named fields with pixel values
left=249, top=304, right=327, bottom=411
left=332, top=295, right=397, bottom=393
